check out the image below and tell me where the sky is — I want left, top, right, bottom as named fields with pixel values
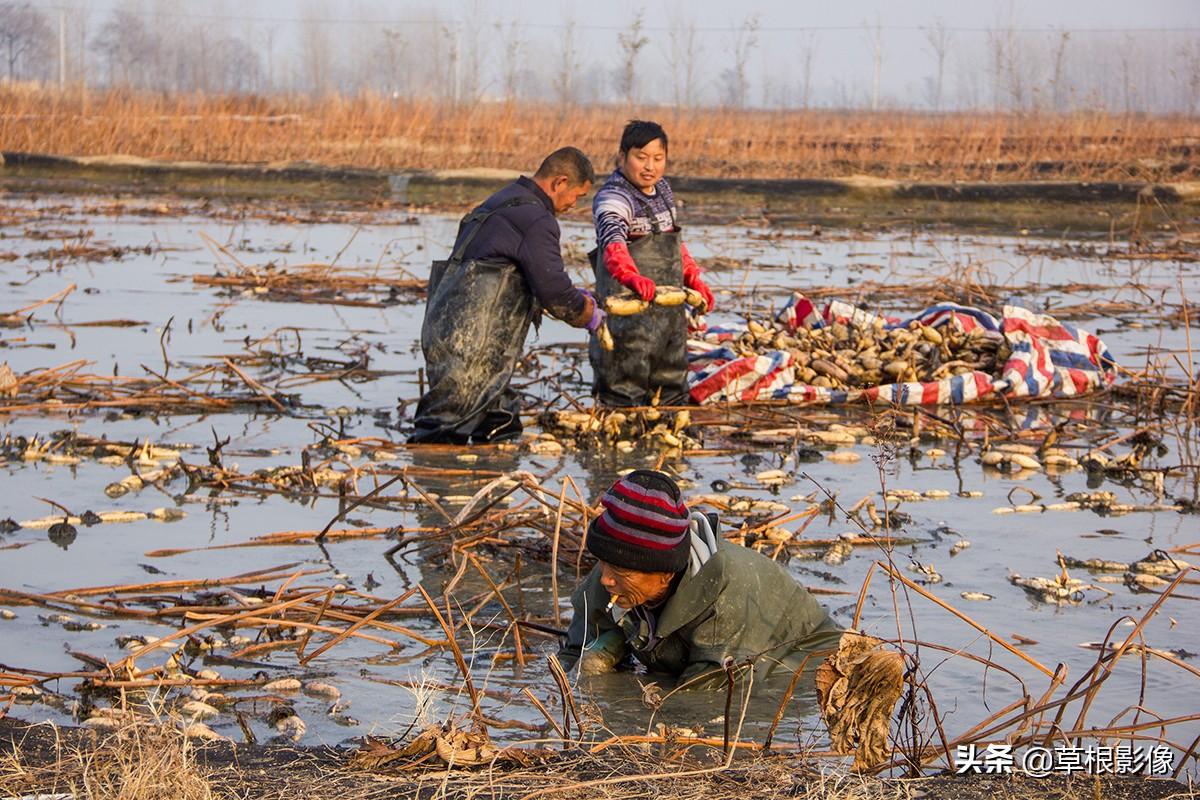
left=33, top=0, right=1200, bottom=110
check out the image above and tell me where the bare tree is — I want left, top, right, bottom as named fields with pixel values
left=497, top=19, right=523, bottom=102
left=459, top=2, right=486, bottom=104
left=55, top=6, right=88, bottom=88
left=1118, top=33, right=1137, bottom=114
left=406, top=9, right=452, bottom=101
left=1048, top=31, right=1070, bottom=111
left=551, top=15, right=580, bottom=107
left=0, top=2, right=52, bottom=81
left=299, top=9, right=333, bottom=96
left=797, top=31, right=818, bottom=109
left=863, top=15, right=882, bottom=110
left=924, top=18, right=951, bottom=111
left=93, top=7, right=160, bottom=88
left=1003, top=28, right=1025, bottom=110
left=616, top=10, right=648, bottom=107
left=212, top=35, right=261, bottom=93
left=719, top=14, right=758, bottom=108
left=985, top=28, right=1003, bottom=109
left=375, top=28, right=409, bottom=96
left=261, top=25, right=274, bottom=92
left=665, top=10, right=698, bottom=112
left=1182, top=41, right=1200, bottom=116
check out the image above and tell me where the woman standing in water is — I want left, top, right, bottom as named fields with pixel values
left=590, top=120, right=716, bottom=407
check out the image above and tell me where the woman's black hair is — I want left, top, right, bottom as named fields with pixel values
left=619, top=120, right=668, bottom=155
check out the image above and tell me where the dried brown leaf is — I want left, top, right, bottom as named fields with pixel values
left=816, top=631, right=904, bottom=770
left=0, top=363, right=17, bottom=398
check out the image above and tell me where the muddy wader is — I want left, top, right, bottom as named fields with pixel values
left=411, top=198, right=541, bottom=444
left=589, top=200, right=689, bottom=407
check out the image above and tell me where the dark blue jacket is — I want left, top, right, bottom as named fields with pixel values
left=453, top=176, right=589, bottom=325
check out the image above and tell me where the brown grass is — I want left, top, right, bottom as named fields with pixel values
left=0, top=720, right=214, bottom=800
left=1, top=84, right=1196, bottom=182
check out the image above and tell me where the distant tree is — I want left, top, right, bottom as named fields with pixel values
left=863, top=15, right=882, bottom=111
left=93, top=8, right=160, bottom=88
left=300, top=12, right=332, bottom=96
left=212, top=35, right=262, bottom=94
left=797, top=31, right=818, bottom=109
left=665, top=10, right=698, bottom=111
left=551, top=15, right=580, bottom=107
left=1046, top=31, right=1070, bottom=111
left=616, top=10, right=648, bottom=106
left=496, top=19, right=523, bottom=102
left=1118, top=33, right=1138, bottom=114
left=458, top=1, right=485, bottom=104
left=371, top=27, right=409, bottom=98
left=987, top=4, right=1029, bottom=111
left=924, top=18, right=952, bottom=111
left=441, top=23, right=460, bottom=103
left=1183, top=42, right=1200, bottom=116
left=0, top=2, right=53, bottom=81
left=1003, top=28, right=1026, bottom=110
left=720, top=14, right=758, bottom=108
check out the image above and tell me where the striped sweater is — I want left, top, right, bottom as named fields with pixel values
left=593, top=169, right=678, bottom=256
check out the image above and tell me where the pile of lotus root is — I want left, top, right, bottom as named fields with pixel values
left=730, top=317, right=1010, bottom=390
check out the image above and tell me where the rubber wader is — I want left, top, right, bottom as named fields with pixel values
left=411, top=197, right=541, bottom=444
left=589, top=199, right=689, bottom=407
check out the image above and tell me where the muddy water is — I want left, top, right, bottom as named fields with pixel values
left=0, top=195, right=1196, bottom=759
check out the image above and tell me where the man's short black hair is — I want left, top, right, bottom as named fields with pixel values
left=619, top=120, right=668, bottom=155
left=534, top=146, right=595, bottom=186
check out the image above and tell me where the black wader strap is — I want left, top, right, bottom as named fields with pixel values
left=449, top=197, right=539, bottom=263
left=631, top=194, right=663, bottom=235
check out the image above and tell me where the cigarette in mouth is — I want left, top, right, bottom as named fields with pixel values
left=604, top=594, right=619, bottom=612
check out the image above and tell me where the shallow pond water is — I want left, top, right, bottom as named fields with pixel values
left=0, top=194, right=1196, bottom=767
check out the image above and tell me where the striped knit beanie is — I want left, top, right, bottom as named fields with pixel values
left=587, top=470, right=691, bottom=573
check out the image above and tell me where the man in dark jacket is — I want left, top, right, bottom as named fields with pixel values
left=411, top=148, right=605, bottom=444
left=561, top=470, right=842, bottom=688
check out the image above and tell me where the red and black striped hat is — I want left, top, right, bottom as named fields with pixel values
left=587, top=470, right=691, bottom=573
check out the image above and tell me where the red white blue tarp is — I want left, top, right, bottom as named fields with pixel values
left=687, top=293, right=1117, bottom=406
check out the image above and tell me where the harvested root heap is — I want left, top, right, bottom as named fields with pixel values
left=688, top=295, right=1117, bottom=405
left=729, top=317, right=1005, bottom=390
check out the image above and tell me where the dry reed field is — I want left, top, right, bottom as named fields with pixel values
left=1, top=85, right=1197, bottom=182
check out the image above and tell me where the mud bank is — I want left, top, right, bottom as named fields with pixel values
left=0, top=718, right=1193, bottom=800
left=3, top=151, right=1198, bottom=233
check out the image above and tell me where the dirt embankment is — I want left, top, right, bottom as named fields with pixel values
left=4, top=150, right=1199, bottom=204
left=4, top=150, right=1199, bottom=234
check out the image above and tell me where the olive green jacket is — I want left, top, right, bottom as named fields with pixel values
left=560, top=538, right=842, bottom=687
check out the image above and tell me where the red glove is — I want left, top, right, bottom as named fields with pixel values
left=680, top=242, right=715, bottom=312
left=603, top=241, right=656, bottom=301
